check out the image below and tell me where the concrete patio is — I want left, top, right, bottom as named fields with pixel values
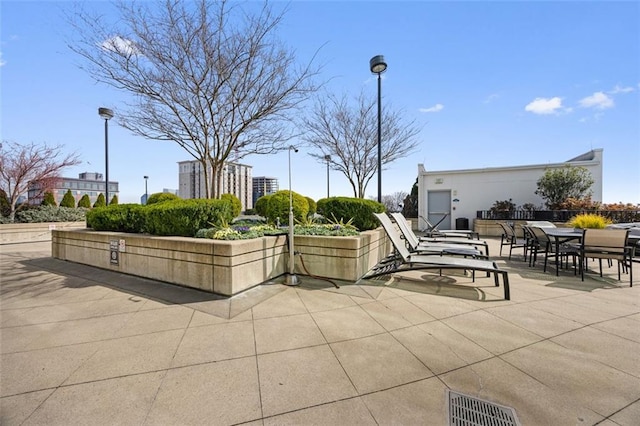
left=1, top=238, right=639, bottom=425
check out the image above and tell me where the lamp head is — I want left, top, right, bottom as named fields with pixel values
left=289, top=145, right=298, bottom=153
left=369, top=55, right=387, bottom=74
left=98, top=107, right=114, bottom=120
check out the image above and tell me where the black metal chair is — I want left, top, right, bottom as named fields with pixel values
left=499, top=222, right=528, bottom=260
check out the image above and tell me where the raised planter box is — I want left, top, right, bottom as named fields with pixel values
left=52, top=228, right=390, bottom=296
left=0, top=221, right=86, bottom=245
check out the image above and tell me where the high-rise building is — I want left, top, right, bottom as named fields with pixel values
left=252, top=176, right=279, bottom=206
left=28, top=172, right=119, bottom=205
left=177, top=160, right=252, bottom=211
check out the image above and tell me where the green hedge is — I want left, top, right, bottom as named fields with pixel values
left=265, top=190, right=309, bottom=225
left=143, top=199, right=232, bottom=236
left=86, top=199, right=233, bottom=237
left=316, top=197, right=386, bottom=231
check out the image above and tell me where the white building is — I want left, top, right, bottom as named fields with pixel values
left=28, top=172, right=119, bottom=206
left=417, top=149, right=603, bottom=231
left=178, top=160, right=252, bottom=212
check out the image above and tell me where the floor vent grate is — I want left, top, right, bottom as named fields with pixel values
left=447, top=390, right=521, bottom=426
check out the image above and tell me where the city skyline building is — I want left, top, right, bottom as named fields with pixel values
left=28, top=172, right=119, bottom=206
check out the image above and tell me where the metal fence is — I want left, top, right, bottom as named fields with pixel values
left=476, top=210, right=640, bottom=223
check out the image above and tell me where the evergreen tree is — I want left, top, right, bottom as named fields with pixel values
left=110, top=194, right=119, bottom=205
left=78, top=194, right=91, bottom=208
left=94, top=193, right=106, bottom=208
left=60, top=190, right=76, bottom=208
left=41, top=191, right=57, bottom=206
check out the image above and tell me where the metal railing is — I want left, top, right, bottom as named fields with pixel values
left=476, top=209, right=640, bottom=223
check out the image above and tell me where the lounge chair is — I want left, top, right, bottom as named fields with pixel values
left=390, top=212, right=488, bottom=258
left=394, top=213, right=490, bottom=256
left=420, top=214, right=480, bottom=239
left=364, top=213, right=510, bottom=300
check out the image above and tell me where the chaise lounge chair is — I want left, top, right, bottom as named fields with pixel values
left=420, top=214, right=480, bottom=239
left=393, top=213, right=490, bottom=257
left=363, top=213, right=510, bottom=300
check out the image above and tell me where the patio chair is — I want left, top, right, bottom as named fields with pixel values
left=498, top=222, right=528, bottom=260
left=366, top=213, right=510, bottom=300
left=580, top=228, right=633, bottom=286
left=528, top=226, right=579, bottom=274
left=386, top=212, right=487, bottom=259
left=419, top=215, right=480, bottom=239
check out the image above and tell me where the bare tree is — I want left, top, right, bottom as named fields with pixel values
left=0, top=141, right=81, bottom=221
left=380, top=191, right=408, bottom=213
left=300, top=91, right=422, bottom=198
left=68, top=0, right=321, bottom=198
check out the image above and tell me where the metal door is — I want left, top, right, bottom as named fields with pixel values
left=427, top=190, right=452, bottom=230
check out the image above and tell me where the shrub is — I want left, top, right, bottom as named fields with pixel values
left=558, top=196, right=600, bottom=211
left=265, top=190, right=309, bottom=225
left=254, top=194, right=271, bottom=217
left=86, top=204, right=146, bottom=232
left=317, top=197, right=385, bottom=231
left=305, top=197, right=317, bottom=215
left=78, top=194, right=91, bottom=208
left=94, top=193, right=106, bottom=208
left=146, top=192, right=180, bottom=205
left=144, top=199, right=233, bottom=236
left=489, top=199, right=515, bottom=219
left=220, top=193, right=242, bottom=217
left=15, top=206, right=87, bottom=223
left=569, top=213, right=612, bottom=229
left=60, top=190, right=76, bottom=208
left=41, top=191, right=56, bottom=206
left=109, top=194, right=119, bottom=205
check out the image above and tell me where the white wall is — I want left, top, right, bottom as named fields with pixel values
left=417, top=149, right=603, bottom=231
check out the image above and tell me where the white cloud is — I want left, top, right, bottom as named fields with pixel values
left=483, top=93, right=500, bottom=104
left=609, top=85, right=635, bottom=94
left=101, top=36, right=138, bottom=56
left=579, top=92, right=614, bottom=110
left=419, top=103, right=444, bottom=113
left=524, top=97, right=565, bottom=115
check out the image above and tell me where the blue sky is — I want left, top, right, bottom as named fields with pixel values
left=1, top=1, right=638, bottom=205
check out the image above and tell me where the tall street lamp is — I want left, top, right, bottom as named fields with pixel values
left=143, top=175, right=149, bottom=204
left=98, top=107, right=114, bottom=205
left=285, top=145, right=300, bottom=286
left=324, top=155, right=331, bottom=198
left=369, top=55, right=387, bottom=203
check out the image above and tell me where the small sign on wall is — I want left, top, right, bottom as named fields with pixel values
left=110, top=240, right=119, bottom=265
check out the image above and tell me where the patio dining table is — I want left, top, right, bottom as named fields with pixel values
left=541, top=228, right=584, bottom=276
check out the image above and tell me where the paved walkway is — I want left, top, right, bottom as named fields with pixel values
left=1, top=240, right=639, bottom=425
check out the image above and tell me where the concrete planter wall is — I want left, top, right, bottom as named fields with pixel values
left=0, top=221, right=86, bottom=245
left=52, top=228, right=390, bottom=296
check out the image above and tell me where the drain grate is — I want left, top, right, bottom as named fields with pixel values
left=447, top=390, right=521, bottom=426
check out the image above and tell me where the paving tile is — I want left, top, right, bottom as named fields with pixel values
left=311, top=305, right=385, bottom=343
left=330, top=333, right=432, bottom=394
left=188, top=310, right=233, bottom=327
left=146, top=358, right=261, bottom=425
left=442, top=309, right=543, bottom=354
left=63, top=330, right=184, bottom=385
left=251, top=288, right=308, bottom=319
left=501, top=340, right=640, bottom=416
left=263, top=397, right=376, bottom=425
left=609, top=399, right=640, bottom=426
left=403, top=293, right=480, bottom=319
left=112, top=305, right=194, bottom=338
left=0, top=389, right=54, bottom=426
left=361, top=378, right=448, bottom=425
left=592, top=316, right=640, bottom=343
left=562, top=292, right=640, bottom=317
left=1, top=322, right=58, bottom=354
left=254, top=313, right=326, bottom=354
left=0, top=342, right=101, bottom=397
left=257, top=345, right=357, bottom=417
left=527, top=297, right=621, bottom=324
left=378, top=296, right=438, bottom=325
left=392, top=322, right=493, bottom=375
left=359, top=301, right=413, bottom=331
left=485, top=303, right=584, bottom=338
left=551, top=326, right=640, bottom=378
left=171, top=321, right=255, bottom=367
left=295, top=287, right=357, bottom=312
left=440, top=357, right=604, bottom=425
left=23, top=371, right=165, bottom=426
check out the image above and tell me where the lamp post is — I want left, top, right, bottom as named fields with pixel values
left=324, top=155, right=331, bottom=198
left=143, top=175, right=149, bottom=204
left=369, top=55, right=387, bottom=203
left=285, top=145, right=300, bottom=286
left=98, top=107, right=114, bottom=205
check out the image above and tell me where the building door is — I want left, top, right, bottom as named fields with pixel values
left=427, top=190, right=452, bottom=230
